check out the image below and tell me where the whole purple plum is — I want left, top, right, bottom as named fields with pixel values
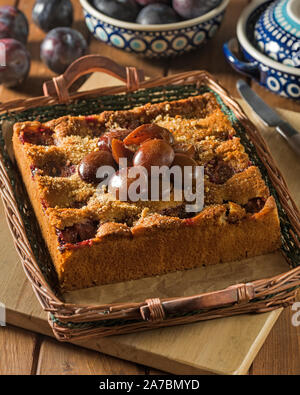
left=0, top=6, right=29, bottom=44
left=40, top=27, right=87, bottom=74
left=137, top=4, right=180, bottom=24
left=0, top=39, right=31, bottom=87
left=32, top=0, right=73, bottom=32
left=172, top=0, right=222, bottom=19
left=93, top=0, right=140, bottom=22
left=136, top=0, right=170, bottom=5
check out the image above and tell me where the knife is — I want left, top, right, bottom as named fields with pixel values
left=236, top=79, right=300, bottom=156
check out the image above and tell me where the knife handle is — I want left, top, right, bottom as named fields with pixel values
left=276, top=122, right=300, bottom=156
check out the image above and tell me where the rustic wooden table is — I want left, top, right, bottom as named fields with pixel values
left=0, top=0, right=299, bottom=375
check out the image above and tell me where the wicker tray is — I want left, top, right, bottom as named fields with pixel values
left=0, top=55, right=299, bottom=341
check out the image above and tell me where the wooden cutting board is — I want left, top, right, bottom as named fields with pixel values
left=1, top=73, right=300, bottom=375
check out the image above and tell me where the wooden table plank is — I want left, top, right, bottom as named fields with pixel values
left=0, top=325, right=38, bottom=375
left=250, top=293, right=300, bottom=375
left=37, top=338, right=145, bottom=375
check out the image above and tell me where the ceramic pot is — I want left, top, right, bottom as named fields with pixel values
left=80, top=0, right=229, bottom=58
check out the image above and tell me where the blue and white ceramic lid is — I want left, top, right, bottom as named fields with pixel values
left=254, top=0, right=300, bottom=67
left=237, top=0, right=300, bottom=76
left=274, top=0, right=300, bottom=37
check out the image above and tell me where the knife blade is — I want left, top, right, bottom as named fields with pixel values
left=236, top=79, right=300, bottom=156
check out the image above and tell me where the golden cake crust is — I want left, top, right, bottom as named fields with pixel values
left=12, top=93, right=281, bottom=290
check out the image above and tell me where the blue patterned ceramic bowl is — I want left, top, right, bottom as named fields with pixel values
left=254, top=0, right=300, bottom=67
left=80, top=0, right=229, bottom=58
left=223, top=0, right=300, bottom=100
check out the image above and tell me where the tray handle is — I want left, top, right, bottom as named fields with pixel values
left=110, top=282, right=255, bottom=322
left=139, top=283, right=255, bottom=322
left=43, top=55, right=145, bottom=103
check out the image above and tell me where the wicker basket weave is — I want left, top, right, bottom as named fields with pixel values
left=0, top=55, right=299, bottom=341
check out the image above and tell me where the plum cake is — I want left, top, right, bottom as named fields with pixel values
left=12, top=92, right=281, bottom=290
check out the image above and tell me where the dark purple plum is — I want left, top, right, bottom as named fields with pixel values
left=0, top=38, right=31, bottom=87
left=0, top=6, right=28, bottom=44
left=172, top=0, right=222, bottom=19
left=136, top=0, right=170, bottom=5
left=41, top=27, right=87, bottom=74
left=137, top=4, right=180, bottom=24
left=32, top=0, right=73, bottom=32
left=93, top=0, right=140, bottom=22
